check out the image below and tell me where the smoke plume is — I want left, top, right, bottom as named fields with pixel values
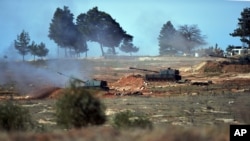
left=0, top=59, right=93, bottom=95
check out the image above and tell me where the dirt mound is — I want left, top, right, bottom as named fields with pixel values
left=199, top=61, right=250, bottom=73
left=26, top=87, right=61, bottom=99
left=110, top=74, right=145, bottom=91
left=48, top=88, right=64, bottom=98
left=222, top=64, right=250, bottom=73
left=192, top=61, right=207, bottom=72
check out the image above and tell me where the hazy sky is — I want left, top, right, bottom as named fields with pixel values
left=0, top=0, right=249, bottom=58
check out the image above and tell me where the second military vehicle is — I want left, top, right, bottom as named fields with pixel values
left=129, top=67, right=182, bottom=81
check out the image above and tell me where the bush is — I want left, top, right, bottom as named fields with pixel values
left=0, top=100, right=33, bottom=131
left=55, top=79, right=106, bottom=128
left=112, top=110, right=152, bottom=129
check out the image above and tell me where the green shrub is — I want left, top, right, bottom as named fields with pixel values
left=0, top=101, right=33, bottom=131
left=55, top=79, right=106, bottom=128
left=112, top=110, right=152, bottom=129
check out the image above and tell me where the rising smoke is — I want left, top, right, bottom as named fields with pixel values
left=0, top=59, right=93, bottom=95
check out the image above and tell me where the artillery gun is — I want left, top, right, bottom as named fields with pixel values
left=84, top=79, right=109, bottom=90
left=57, top=72, right=109, bottom=90
left=129, top=67, right=182, bottom=81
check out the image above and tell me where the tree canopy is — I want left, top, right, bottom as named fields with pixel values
left=14, top=30, right=49, bottom=61
left=36, top=42, right=49, bottom=59
left=158, top=21, right=178, bottom=55
left=178, top=24, right=206, bottom=53
left=49, top=6, right=137, bottom=57
left=158, top=21, right=206, bottom=56
left=14, top=30, right=30, bottom=61
left=28, top=41, right=49, bottom=60
left=76, top=7, right=136, bottom=56
left=29, top=41, right=38, bottom=60
left=48, top=6, right=88, bottom=57
left=120, top=35, right=139, bottom=56
left=230, top=7, right=250, bottom=48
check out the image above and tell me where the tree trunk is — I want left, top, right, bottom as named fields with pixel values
left=64, top=48, right=67, bottom=57
left=57, top=46, right=59, bottom=58
left=100, top=43, right=104, bottom=56
left=112, top=47, right=116, bottom=55
left=22, top=55, right=25, bottom=62
left=85, top=51, right=88, bottom=58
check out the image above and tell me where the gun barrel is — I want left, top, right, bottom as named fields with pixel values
left=57, top=72, right=86, bottom=83
left=129, top=67, right=159, bottom=73
left=71, top=77, right=86, bottom=83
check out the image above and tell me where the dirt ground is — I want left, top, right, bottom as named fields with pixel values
left=0, top=56, right=250, bottom=141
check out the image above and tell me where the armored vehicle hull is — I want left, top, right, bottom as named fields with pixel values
left=129, top=67, right=182, bottom=81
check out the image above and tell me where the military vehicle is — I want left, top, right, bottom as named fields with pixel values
left=57, top=72, right=109, bottom=90
left=129, top=67, right=182, bottom=81
left=84, top=79, right=109, bottom=90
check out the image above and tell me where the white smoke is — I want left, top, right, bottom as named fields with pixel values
left=0, top=59, right=93, bottom=95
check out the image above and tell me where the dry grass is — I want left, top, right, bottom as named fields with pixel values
left=1, top=57, right=249, bottom=141
left=0, top=126, right=229, bottom=141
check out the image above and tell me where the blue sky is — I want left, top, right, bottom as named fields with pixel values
left=0, top=0, right=249, bottom=58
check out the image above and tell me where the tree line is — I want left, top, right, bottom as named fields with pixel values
left=14, top=30, right=49, bottom=61
left=13, top=6, right=249, bottom=59
left=158, top=21, right=206, bottom=56
left=48, top=6, right=139, bottom=57
left=158, top=7, right=250, bottom=56
left=158, top=22, right=226, bottom=57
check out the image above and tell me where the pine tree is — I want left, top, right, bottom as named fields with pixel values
left=158, top=21, right=177, bottom=55
left=14, top=30, right=30, bottom=61
left=230, top=7, right=250, bottom=48
left=36, top=42, right=49, bottom=59
left=29, top=41, right=38, bottom=61
left=49, top=6, right=87, bottom=57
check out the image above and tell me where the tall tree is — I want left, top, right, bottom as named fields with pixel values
left=178, top=24, right=206, bottom=53
left=77, top=7, right=132, bottom=56
left=73, top=33, right=88, bottom=58
left=76, top=13, right=90, bottom=57
left=230, top=7, right=250, bottom=48
left=158, top=21, right=178, bottom=55
left=14, top=30, right=30, bottom=61
left=49, top=6, right=87, bottom=57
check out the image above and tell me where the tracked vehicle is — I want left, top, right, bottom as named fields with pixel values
left=57, top=72, right=109, bottom=90
left=84, top=79, right=109, bottom=90
left=129, top=67, right=182, bottom=81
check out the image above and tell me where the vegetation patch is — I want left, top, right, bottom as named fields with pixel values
left=55, top=79, right=106, bottom=128
left=0, top=100, right=34, bottom=131
left=112, top=110, right=152, bottom=129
